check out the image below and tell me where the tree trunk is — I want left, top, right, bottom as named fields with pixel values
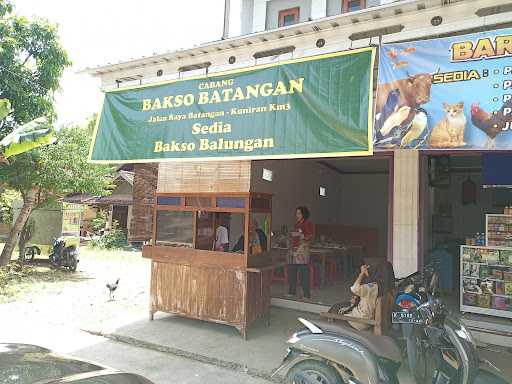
left=0, top=188, right=37, bottom=266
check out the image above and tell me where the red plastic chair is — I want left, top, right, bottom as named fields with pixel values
left=272, top=264, right=318, bottom=289
left=326, top=259, right=338, bottom=282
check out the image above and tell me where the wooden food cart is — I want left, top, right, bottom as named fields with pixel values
left=142, top=192, right=274, bottom=338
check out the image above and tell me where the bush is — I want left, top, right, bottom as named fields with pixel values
left=90, top=221, right=127, bottom=250
left=0, top=189, right=21, bottom=224
left=90, top=209, right=107, bottom=234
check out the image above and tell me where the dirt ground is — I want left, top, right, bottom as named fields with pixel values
left=0, top=246, right=151, bottom=331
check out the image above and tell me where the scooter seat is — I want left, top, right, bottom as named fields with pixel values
left=311, top=319, right=402, bottom=363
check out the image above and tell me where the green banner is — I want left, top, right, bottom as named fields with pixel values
left=89, top=48, right=375, bottom=163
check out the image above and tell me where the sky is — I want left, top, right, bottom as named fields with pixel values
left=13, top=0, right=226, bottom=127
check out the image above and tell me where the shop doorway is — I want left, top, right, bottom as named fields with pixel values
left=251, top=155, right=392, bottom=309
left=112, top=205, right=129, bottom=234
left=419, top=153, right=512, bottom=309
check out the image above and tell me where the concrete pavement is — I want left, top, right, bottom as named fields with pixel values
left=73, top=338, right=270, bottom=384
left=0, top=317, right=269, bottom=384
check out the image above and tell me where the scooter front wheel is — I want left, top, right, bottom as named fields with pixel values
left=49, top=253, right=60, bottom=268
left=407, top=333, right=427, bottom=384
left=287, top=360, right=343, bottom=384
left=68, top=257, right=78, bottom=272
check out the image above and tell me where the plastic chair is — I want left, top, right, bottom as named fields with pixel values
left=326, top=259, right=338, bottom=282
left=272, top=263, right=319, bottom=289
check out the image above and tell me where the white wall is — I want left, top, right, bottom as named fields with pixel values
left=251, top=159, right=343, bottom=232
left=251, top=159, right=389, bottom=256
left=265, top=0, right=313, bottom=30
left=337, top=174, right=389, bottom=257
left=326, top=0, right=340, bottom=16
left=240, top=0, right=255, bottom=35
left=96, top=0, right=511, bottom=90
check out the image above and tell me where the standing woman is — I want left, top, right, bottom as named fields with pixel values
left=288, top=206, right=314, bottom=300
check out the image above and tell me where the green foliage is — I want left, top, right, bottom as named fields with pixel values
left=0, top=0, right=71, bottom=138
left=0, top=126, right=114, bottom=200
left=90, top=221, right=127, bottom=250
left=37, top=126, right=115, bottom=198
left=90, top=209, right=107, bottom=233
left=86, top=113, right=98, bottom=137
left=0, top=99, right=10, bottom=121
left=0, top=188, right=20, bottom=223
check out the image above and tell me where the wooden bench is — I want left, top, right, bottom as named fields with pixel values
left=320, top=293, right=394, bottom=336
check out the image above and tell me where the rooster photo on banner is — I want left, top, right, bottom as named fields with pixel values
left=375, top=28, right=512, bottom=150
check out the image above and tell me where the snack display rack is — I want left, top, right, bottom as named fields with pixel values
left=486, top=214, right=512, bottom=248
left=460, top=244, right=512, bottom=319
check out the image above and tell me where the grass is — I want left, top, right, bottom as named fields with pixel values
left=0, top=245, right=143, bottom=304
left=80, top=245, right=143, bottom=264
left=0, top=262, right=84, bottom=304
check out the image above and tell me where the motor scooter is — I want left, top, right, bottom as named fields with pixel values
left=273, top=298, right=510, bottom=384
left=48, top=236, right=79, bottom=272
left=392, top=263, right=440, bottom=383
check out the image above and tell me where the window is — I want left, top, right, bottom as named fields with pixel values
left=185, top=196, right=211, bottom=208
left=155, top=211, right=194, bottom=247
left=195, top=211, right=246, bottom=252
left=278, top=7, right=300, bottom=27
left=217, top=197, right=245, bottom=209
left=153, top=193, right=272, bottom=255
left=157, top=196, right=180, bottom=205
left=343, top=0, right=365, bottom=13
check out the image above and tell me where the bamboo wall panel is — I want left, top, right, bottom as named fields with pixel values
left=157, top=161, right=251, bottom=193
left=130, top=164, right=158, bottom=242
left=150, top=261, right=246, bottom=326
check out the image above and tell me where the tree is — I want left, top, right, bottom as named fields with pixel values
left=0, top=126, right=114, bottom=265
left=0, top=0, right=75, bottom=265
left=0, top=0, right=71, bottom=137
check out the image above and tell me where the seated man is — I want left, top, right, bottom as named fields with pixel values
left=232, top=219, right=267, bottom=253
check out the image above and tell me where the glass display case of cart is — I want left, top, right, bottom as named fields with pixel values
left=152, top=192, right=272, bottom=266
left=461, top=245, right=512, bottom=319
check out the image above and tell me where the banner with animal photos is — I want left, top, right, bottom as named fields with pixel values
left=374, top=28, right=512, bottom=150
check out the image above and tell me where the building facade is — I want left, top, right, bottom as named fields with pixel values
left=86, top=0, right=512, bottom=278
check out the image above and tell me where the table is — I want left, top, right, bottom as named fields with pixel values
left=311, top=246, right=360, bottom=287
left=272, top=245, right=362, bottom=287
left=247, top=262, right=287, bottom=327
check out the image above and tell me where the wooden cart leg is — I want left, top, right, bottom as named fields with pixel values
left=237, top=325, right=248, bottom=340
